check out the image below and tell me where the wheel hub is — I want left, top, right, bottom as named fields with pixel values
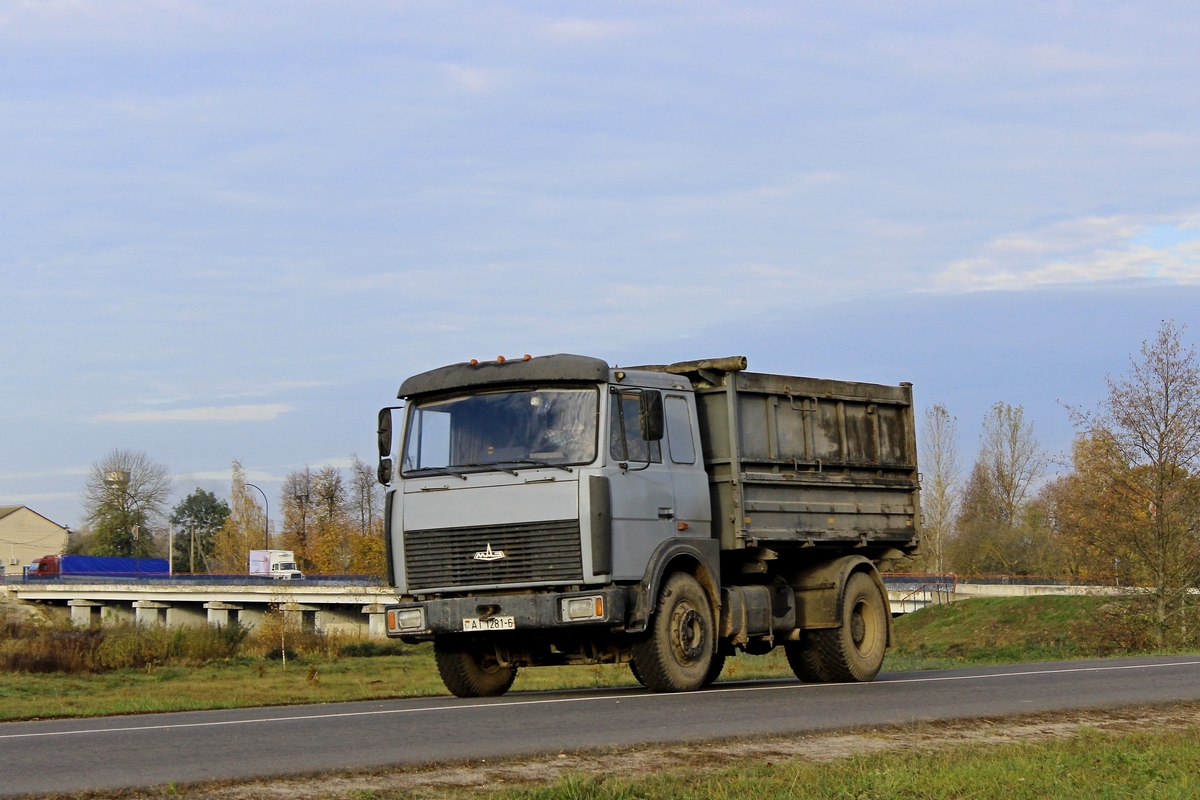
left=672, top=606, right=704, bottom=662
left=850, top=609, right=866, bottom=646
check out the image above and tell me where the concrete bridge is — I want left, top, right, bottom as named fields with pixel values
left=2, top=576, right=398, bottom=638
left=884, top=575, right=1118, bottom=614
left=3, top=575, right=1120, bottom=636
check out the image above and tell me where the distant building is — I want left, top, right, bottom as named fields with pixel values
left=0, top=506, right=70, bottom=576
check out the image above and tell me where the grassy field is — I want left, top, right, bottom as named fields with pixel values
left=0, top=595, right=1183, bottom=722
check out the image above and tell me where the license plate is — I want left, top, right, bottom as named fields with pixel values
left=462, top=616, right=515, bottom=632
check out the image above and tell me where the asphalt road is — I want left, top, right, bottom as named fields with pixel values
left=4, top=656, right=1200, bottom=797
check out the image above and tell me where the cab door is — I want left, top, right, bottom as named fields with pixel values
left=607, top=388, right=676, bottom=580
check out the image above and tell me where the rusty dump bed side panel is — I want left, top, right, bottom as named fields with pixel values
left=692, top=371, right=921, bottom=553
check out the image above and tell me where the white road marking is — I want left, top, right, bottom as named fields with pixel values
left=3, top=659, right=1199, bottom=741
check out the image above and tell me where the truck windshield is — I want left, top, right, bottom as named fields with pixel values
left=402, top=387, right=598, bottom=474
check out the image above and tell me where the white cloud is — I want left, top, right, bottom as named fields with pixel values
left=443, top=64, right=501, bottom=93
left=930, top=216, right=1200, bottom=293
left=542, top=19, right=632, bottom=41
left=0, top=467, right=88, bottom=480
left=96, top=403, right=293, bottom=423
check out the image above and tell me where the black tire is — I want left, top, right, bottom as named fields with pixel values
left=811, top=572, right=888, bottom=682
left=629, top=572, right=715, bottom=693
left=784, top=636, right=831, bottom=683
left=628, top=658, right=646, bottom=686
left=433, top=638, right=517, bottom=698
left=702, top=651, right=727, bottom=687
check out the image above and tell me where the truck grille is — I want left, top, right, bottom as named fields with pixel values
left=404, top=519, right=583, bottom=591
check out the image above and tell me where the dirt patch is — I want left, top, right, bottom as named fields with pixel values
left=93, top=702, right=1200, bottom=800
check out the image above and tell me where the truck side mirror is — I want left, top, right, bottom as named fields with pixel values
left=378, top=408, right=393, bottom=458
left=639, top=391, right=664, bottom=441
left=378, top=407, right=399, bottom=485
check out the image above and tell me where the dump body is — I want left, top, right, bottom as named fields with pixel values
left=29, top=554, right=170, bottom=578
left=691, top=370, right=920, bottom=554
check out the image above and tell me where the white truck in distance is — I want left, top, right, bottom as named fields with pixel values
left=249, top=549, right=304, bottom=580
left=377, top=354, right=921, bottom=697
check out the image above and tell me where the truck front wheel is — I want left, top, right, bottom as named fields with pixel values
left=630, top=572, right=715, bottom=693
left=811, top=571, right=888, bottom=682
left=433, top=639, right=517, bottom=698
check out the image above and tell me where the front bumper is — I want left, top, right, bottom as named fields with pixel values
left=385, top=587, right=628, bottom=637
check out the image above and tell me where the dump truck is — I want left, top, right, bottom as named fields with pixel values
left=29, top=554, right=170, bottom=578
left=378, top=354, right=920, bottom=697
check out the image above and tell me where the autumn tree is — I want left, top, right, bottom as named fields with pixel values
left=347, top=454, right=387, bottom=575
left=914, top=404, right=960, bottom=574
left=1070, top=320, right=1200, bottom=646
left=278, top=459, right=386, bottom=576
left=1036, top=433, right=1129, bottom=582
left=211, top=460, right=267, bottom=572
left=170, top=488, right=230, bottom=573
left=279, top=467, right=314, bottom=568
left=307, top=465, right=354, bottom=572
left=81, top=449, right=173, bottom=557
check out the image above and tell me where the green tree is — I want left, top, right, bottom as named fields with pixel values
left=170, top=489, right=230, bottom=573
left=81, top=449, right=173, bottom=557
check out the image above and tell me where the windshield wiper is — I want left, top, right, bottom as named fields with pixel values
left=407, top=467, right=469, bottom=481
left=504, top=459, right=574, bottom=473
left=453, top=462, right=520, bottom=476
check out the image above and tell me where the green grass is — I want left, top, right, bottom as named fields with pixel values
left=484, top=725, right=1200, bottom=800
left=0, top=595, right=1188, bottom=722
left=890, top=595, right=1125, bottom=665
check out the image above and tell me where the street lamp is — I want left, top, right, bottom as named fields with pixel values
left=245, top=483, right=270, bottom=550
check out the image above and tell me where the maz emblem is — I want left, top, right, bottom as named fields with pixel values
left=473, top=543, right=507, bottom=562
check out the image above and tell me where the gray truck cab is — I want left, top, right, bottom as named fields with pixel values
left=379, top=355, right=712, bottom=629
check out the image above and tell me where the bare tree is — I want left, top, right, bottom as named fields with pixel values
left=308, top=465, right=353, bottom=572
left=1071, top=320, right=1200, bottom=646
left=81, top=448, right=173, bottom=557
left=980, top=402, right=1049, bottom=525
left=948, top=402, right=1049, bottom=576
left=349, top=453, right=382, bottom=538
left=279, top=467, right=314, bottom=569
left=918, top=404, right=960, bottom=574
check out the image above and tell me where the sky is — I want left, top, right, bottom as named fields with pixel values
left=2, top=1, right=1199, bottom=531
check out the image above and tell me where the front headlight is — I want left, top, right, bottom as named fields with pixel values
left=387, top=607, right=425, bottom=633
left=561, top=595, right=605, bottom=622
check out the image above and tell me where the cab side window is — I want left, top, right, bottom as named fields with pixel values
left=665, top=395, right=696, bottom=464
left=609, top=391, right=662, bottom=463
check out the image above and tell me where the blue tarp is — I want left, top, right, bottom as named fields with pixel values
left=59, top=555, right=170, bottom=576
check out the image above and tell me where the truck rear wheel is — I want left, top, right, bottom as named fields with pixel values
left=811, top=572, right=888, bottom=682
left=783, top=636, right=831, bottom=683
left=433, top=639, right=517, bottom=698
left=630, top=572, right=715, bottom=693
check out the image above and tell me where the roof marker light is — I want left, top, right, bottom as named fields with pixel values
left=523, top=354, right=532, bottom=361
left=469, top=359, right=479, bottom=366
left=496, top=355, right=506, bottom=363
